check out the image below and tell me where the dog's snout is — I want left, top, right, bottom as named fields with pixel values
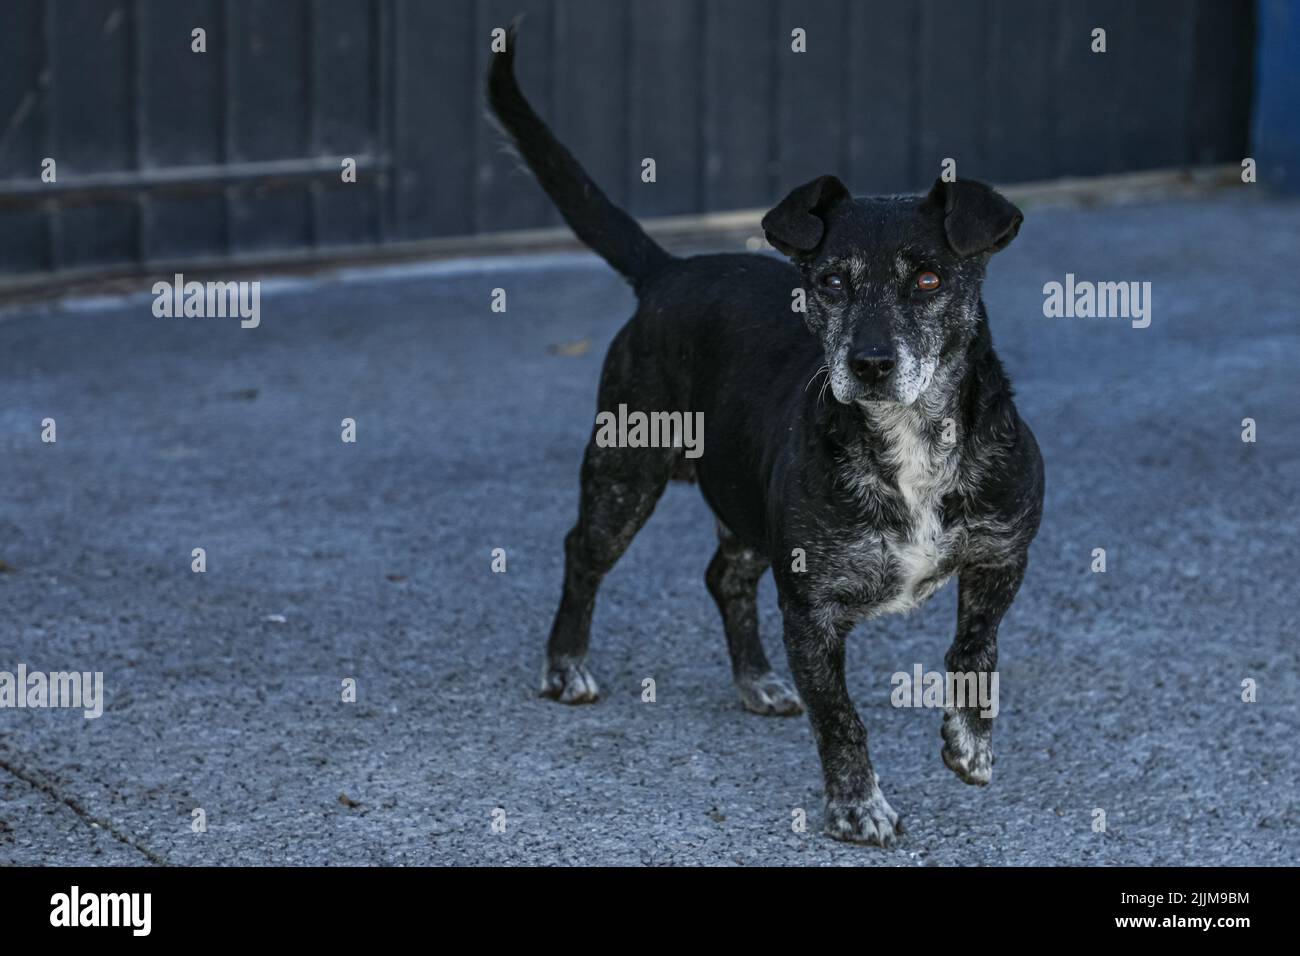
left=850, top=345, right=896, bottom=385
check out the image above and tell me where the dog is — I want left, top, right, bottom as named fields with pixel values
left=488, top=24, right=1044, bottom=846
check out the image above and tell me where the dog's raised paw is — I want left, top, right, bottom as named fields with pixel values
left=941, top=709, right=993, bottom=785
left=824, top=784, right=903, bottom=847
left=539, top=660, right=600, bottom=704
left=736, top=672, right=804, bottom=716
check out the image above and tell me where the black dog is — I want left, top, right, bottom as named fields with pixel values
left=488, top=26, right=1044, bottom=846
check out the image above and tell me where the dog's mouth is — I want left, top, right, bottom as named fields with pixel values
left=831, top=379, right=907, bottom=408
left=826, top=345, right=939, bottom=408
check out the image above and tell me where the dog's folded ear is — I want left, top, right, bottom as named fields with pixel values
left=762, top=175, right=850, bottom=258
left=924, top=179, right=1023, bottom=257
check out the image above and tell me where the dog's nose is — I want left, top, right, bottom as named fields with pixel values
left=850, top=345, right=896, bottom=385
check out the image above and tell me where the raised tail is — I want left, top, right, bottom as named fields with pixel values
left=486, top=21, right=672, bottom=292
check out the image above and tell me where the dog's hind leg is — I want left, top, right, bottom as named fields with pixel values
left=542, top=440, right=675, bottom=704
left=706, top=524, right=803, bottom=716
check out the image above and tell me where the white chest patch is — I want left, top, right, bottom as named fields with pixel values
left=868, top=408, right=959, bottom=616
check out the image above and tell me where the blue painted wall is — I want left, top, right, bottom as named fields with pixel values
left=1253, top=0, right=1300, bottom=192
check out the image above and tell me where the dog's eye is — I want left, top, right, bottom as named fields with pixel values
left=820, top=273, right=845, bottom=291
left=916, top=271, right=941, bottom=292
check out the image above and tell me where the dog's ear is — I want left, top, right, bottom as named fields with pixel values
left=762, top=175, right=850, bottom=258
left=924, top=179, right=1022, bottom=257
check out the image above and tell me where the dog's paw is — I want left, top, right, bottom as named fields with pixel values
left=539, top=659, right=600, bottom=704
left=941, top=709, right=993, bottom=785
left=824, top=783, right=903, bottom=847
left=736, top=672, right=804, bottom=716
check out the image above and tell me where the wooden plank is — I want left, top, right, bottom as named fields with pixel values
left=52, top=0, right=134, bottom=173
left=393, top=0, right=476, bottom=239
left=138, top=0, right=222, bottom=167
left=138, top=0, right=224, bottom=263
left=844, top=0, right=916, bottom=195
left=229, top=0, right=310, bottom=161
left=915, top=0, right=989, bottom=188
left=774, top=0, right=849, bottom=191
left=51, top=0, right=138, bottom=267
left=702, top=0, right=777, bottom=210
left=984, top=0, right=1056, bottom=185
left=626, top=0, right=701, bottom=218
left=1052, top=0, right=1127, bottom=178
left=0, top=0, right=47, bottom=273
left=1118, top=0, right=1196, bottom=170
left=312, top=0, right=381, bottom=246
left=226, top=0, right=311, bottom=251
left=0, top=0, right=45, bottom=178
left=1187, top=0, right=1255, bottom=165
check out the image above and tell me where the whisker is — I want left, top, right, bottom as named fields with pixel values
left=804, top=365, right=830, bottom=393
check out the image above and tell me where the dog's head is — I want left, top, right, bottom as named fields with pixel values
left=762, top=175, right=1021, bottom=408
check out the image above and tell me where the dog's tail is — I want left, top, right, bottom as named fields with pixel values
left=486, top=21, right=672, bottom=292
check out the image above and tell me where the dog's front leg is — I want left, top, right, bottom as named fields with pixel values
left=780, top=600, right=902, bottom=846
left=941, top=559, right=1027, bottom=785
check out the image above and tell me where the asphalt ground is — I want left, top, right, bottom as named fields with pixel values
left=1, top=192, right=1297, bottom=865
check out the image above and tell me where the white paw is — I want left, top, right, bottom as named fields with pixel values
left=736, top=672, right=804, bottom=716
left=941, top=708, right=993, bottom=785
left=824, top=783, right=904, bottom=847
left=539, top=659, right=600, bottom=704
